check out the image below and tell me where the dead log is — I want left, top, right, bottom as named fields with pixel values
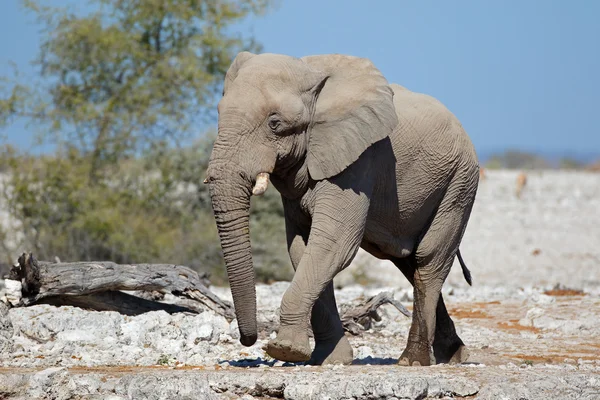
left=340, top=291, right=412, bottom=335
left=7, top=253, right=234, bottom=320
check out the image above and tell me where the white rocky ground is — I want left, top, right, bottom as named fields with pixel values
left=0, top=169, right=599, bottom=399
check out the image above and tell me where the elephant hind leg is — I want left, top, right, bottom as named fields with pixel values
left=398, top=257, right=451, bottom=366
left=392, top=257, right=467, bottom=364
left=398, top=168, right=477, bottom=366
left=433, top=295, right=469, bottom=364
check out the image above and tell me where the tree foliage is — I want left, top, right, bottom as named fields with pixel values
left=0, top=0, right=293, bottom=284
left=5, top=0, right=269, bottom=164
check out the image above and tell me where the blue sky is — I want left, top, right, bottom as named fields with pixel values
left=1, top=1, right=599, bottom=158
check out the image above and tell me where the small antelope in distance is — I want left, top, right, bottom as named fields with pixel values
left=515, top=172, right=527, bottom=198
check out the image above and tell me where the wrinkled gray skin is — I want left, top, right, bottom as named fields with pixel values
left=206, top=52, right=479, bottom=366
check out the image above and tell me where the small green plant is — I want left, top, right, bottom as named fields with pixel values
left=157, top=354, right=171, bottom=366
left=523, top=359, right=534, bottom=366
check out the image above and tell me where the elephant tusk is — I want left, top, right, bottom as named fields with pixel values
left=203, top=177, right=209, bottom=184
left=252, top=172, right=269, bottom=196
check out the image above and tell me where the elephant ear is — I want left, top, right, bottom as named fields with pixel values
left=223, top=51, right=256, bottom=95
left=301, top=55, right=398, bottom=180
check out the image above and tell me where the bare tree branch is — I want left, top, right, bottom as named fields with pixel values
left=341, top=291, right=411, bottom=335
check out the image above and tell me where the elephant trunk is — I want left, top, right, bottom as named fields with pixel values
left=208, top=178, right=257, bottom=346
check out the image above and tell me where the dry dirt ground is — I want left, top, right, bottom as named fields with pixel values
left=0, top=282, right=598, bottom=399
left=0, top=170, right=599, bottom=399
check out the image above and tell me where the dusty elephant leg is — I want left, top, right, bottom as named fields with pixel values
left=283, top=226, right=352, bottom=365
left=433, top=296, right=469, bottom=364
left=308, top=283, right=353, bottom=365
left=392, top=257, right=467, bottom=364
left=266, top=182, right=370, bottom=363
left=399, top=171, right=477, bottom=366
left=266, top=249, right=360, bottom=363
left=398, top=269, right=444, bottom=366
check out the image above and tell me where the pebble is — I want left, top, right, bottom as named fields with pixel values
left=197, top=324, right=213, bottom=340
left=355, top=346, right=374, bottom=359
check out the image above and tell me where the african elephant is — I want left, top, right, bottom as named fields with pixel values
left=205, top=52, right=479, bottom=366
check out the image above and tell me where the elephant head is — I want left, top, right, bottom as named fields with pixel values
left=206, top=52, right=398, bottom=346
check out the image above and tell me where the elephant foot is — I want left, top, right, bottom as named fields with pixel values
left=308, top=334, right=353, bottom=365
left=398, top=341, right=435, bottom=367
left=265, top=327, right=311, bottom=362
left=433, top=336, right=470, bottom=364
left=448, top=344, right=469, bottom=364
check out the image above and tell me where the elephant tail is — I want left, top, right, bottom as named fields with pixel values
left=457, top=249, right=472, bottom=286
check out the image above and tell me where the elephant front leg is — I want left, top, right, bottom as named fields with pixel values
left=288, top=222, right=352, bottom=365
left=265, top=283, right=353, bottom=364
left=307, top=283, right=353, bottom=365
left=276, top=204, right=352, bottom=364
left=265, top=186, right=370, bottom=363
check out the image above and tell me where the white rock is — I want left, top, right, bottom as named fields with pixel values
left=29, top=367, right=74, bottom=399
left=218, top=333, right=233, bottom=343
left=355, top=346, right=374, bottom=359
left=56, top=329, right=98, bottom=343
left=529, top=292, right=556, bottom=304
left=228, top=319, right=242, bottom=341
left=519, top=307, right=545, bottom=327
left=197, top=324, right=213, bottom=341
left=3, top=279, right=22, bottom=306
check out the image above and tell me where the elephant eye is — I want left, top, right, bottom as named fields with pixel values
left=268, top=117, right=281, bottom=131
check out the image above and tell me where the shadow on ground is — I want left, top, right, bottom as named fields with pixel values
left=352, top=357, right=398, bottom=365
left=219, top=358, right=300, bottom=368
left=221, top=356, right=410, bottom=367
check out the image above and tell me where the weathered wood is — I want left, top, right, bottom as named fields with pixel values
left=340, top=291, right=412, bottom=335
left=0, top=263, right=11, bottom=280
left=9, top=253, right=234, bottom=320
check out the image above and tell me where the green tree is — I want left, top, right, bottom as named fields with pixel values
left=3, top=0, right=270, bottom=169
left=0, top=0, right=293, bottom=283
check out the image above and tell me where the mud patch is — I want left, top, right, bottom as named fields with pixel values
left=449, top=308, right=489, bottom=319
left=544, top=288, right=586, bottom=297
left=497, top=320, right=541, bottom=333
